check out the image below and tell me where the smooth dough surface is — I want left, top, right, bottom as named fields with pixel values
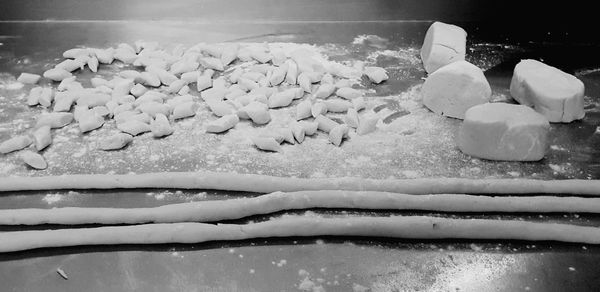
left=420, top=21, right=467, bottom=74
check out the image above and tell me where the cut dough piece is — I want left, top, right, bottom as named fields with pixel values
left=206, top=114, right=239, bottom=133
left=509, top=59, right=585, bottom=123
left=138, top=102, right=171, bottom=118
left=336, top=87, right=362, bottom=100
left=36, top=113, right=74, bottom=129
left=172, top=102, right=198, bottom=120
left=43, top=68, right=73, bottom=82
left=345, top=108, right=359, bottom=128
left=139, top=71, right=161, bottom=87
left=421, top=60, right=491, bottom=119
left=78, top=113, right=105, bottom=133
left=273, top=128, right=295, bottom=144
left=99, top=133, right=133, bottom=150
left=150, top=113, right=174, bottom=138
left=33, top=126, right=52, bottom=151
left=324, top=99, right=352, bottom=113
left=0, top=135, right=33, bottom=154
left=285, top=59, right=298, bottom=85
left=420, top=21, right=467, bottom=74
left=21, top=151, right=47, bottom=170
left=199, top=57, right=224, bottom=71
left=221, top=44, right=239, bottom=66
left=314, top=84, right=335, bottom=99
left=364, top=67, right=388, bottom=84
left=352, top=96, right=366, bottom=111
left=329, top=124, right=349, bottom=146
left=207, top=100, right=235, bottom=117
left=3, top=215, right=600, bottom=253
left=315, top=115, right=339, bottom=133
left=76, top=93, right=111, bottom=108
left=458, top=103, right=550, bottom=161
left=38, top=88, right=54, bottom=107
left=296, top=99, right=312, bottom=120
left=299, top=121, right=318, bottom=136
left=297, top=73, right=312, bottom=93
left=268, top=90, right=295, bottom=108
left=291, top=122, right=306, bottom=143
left=311, top=102, right=328, bottom=118
left=17, top=73, right=41, bottom=84
left=243, top=102, right=271, bottom=125
left=252, top=136, right=281, bottom=152
left=27, top=87, right=42, bottom=106
left=117, top=120, right=151, bottom=136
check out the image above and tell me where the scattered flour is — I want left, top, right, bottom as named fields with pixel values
left=42, top=193, right=65, bottom=205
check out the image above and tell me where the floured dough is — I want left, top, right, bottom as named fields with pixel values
left=420, top=21, right=467, bottom=74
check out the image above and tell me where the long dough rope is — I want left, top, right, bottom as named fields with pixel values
left=0, top=172, right=599, bottom=195
left=2, top=191, right=600, bottom=225
left=1, top=215, right=600, bottom=253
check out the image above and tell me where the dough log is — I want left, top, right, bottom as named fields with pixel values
left=2, top=216, right=600, bottom=253
left=0, top=172, right=599, bottom=195
left=2, top=191, right=600, bottom=225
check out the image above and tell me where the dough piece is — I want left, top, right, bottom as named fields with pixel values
left=130, top=84, right=148, bottom=97
left=206, top=114, right=239, bottom=133
left=336, top=87, right=361, bottom=100
left=291, top=122, right=306, bottom=143
left=120, top=70, right=141, bottom=81
left=2, top=215, right=600, bottom=252
left=167, top=95, right=194, bottom=108
left=0, top=135, right=33, bottom=154
left=311, top=102, right=328, bottom=118
left=27, top=87, right=42, bottom=106
left=139, top=71, right=161, bottom=87
left=420, top=21, right=467, bottom=74
left=509, top=59, right=585, bottom=123
left=252, top=136, right=281, bottom=152
left=150, top=113, right=174, bottom=138
left=165, top=79, right=187, bottom=94
left=298, top=72, right=312, bottom=93
left=53, top=92, right=76, bottom=112
left=38, top=88, right=54, bottom=107
left=200, top=57, right=224, bottom=71
left=180, top=71, right=200, bottom=84
left=250, top=50, right=272, bottom=64
left=76, top=93, right=111, bottom=107
left=87, top=56, right=99, bottom=72
left=321, top=73, right=334, bottom=84
left=201, top=87, right=226, bottom=102
left=138, top=102, right=171, bottom=118
left=324, top=99, right=352, bottom=113
left=250, top=87, right=277, bottom=99
left=111, top=79, right=134, bottom=97
left=43, top=68, right=72, bottom=82
left=134, top=91, right=165, bottom=106
left=170, top=60, right=199, bottom=75
left=32, top=126, right=52, bottom=151
left=6, top=190, right=600, bottom=225
left=356, top=116, right=378, bottom=135
left=345, top=108, right=359, bottom=128
left=93, top=48, right=114, bottom=64
left=352, top=96, right=366, bottom=111
left=299, top=121, right=319, bottom=136
left=314, top=84, right=335, bottom=99
left=421, top=60, right=491, bottom=119
left=329, top=124, right=349, bottom=146
left=92, top=106, right=110, bottom=117
left=207, top=100, right=235, bottom=117
left=238, top=78, right=259, bottom=91
left=113, top=47, right=137, bottom=64
left=1, top=172, right=599, bottom=195
left=269, top=64, right=288, bottom=86
left=274, top=128, right=295, bottom=144
left=268, top=90, right=295, bottom=108
left=178, top=85, right=190, bottom=96
left=147, top=67, right=177, bottom=86
left=458, top=103, right=550, bottom=161
left=55, top=59, right=84, bottom=72
left=270, top=48, right=287, bottom=66
left=21, top=151, right=47, bottom=170
left=315, top=115, right=339, bottom=133
left=117, top=120, right=151, bottom=136
left=221, top=44, right=239, bottom=66
left=244, top=102, right=271, bottom=125
left=57, top=76, right=79, bottom=91
left=78, top=113, right=105, bottom=133
left=98, top=133, right=133, bottom=150
left=17, top=73, right=41, bottom=84
left=296, top=99, right=312, bottom=120
left=36, top=113, right=74, bottom=129
left=364, top=67, right=388, bottom=84
left=285, top=59, right=298, bottom=85
left=172, top=101, right=198, bottom=120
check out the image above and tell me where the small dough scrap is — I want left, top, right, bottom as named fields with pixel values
left=274, top=128, right=295, bottom=144
left=239, top=78, right=259, bottom=92
left=17, top=73, right=41, bottom=84
left=285, top=59, right=298, bottom=85
left=117, top=120, right=151, bottom=136
left=150, top=113, right=174, bottom=138
left=509, top=59, right=585, bottom=123
left=93, top=48, right=114, bottom=64
left=298, top=73, right=312, bottom=93
left=138, top=102, right=171, bottom=118
left=291, top=122, right=306, bottom=143
left=329, top=124, right=349, bottom=146
left=364, top=67, right=388, bottom=84
left=458, top=103, right=550, bottom=161
left=207, top=100, right=235, bottom=117
left=27, top=87, right=42, bottom=106
left=311, top=102, right=328, bottom=118
left=38, top=88, right=54, bottom=107
left=420, top=21, right=467, bottom=74
left=0, top=136, right=33, bottom=154
left=79, top=113, right=104, bottom=133
left=206, top=114, right=239, bottom=133
left=36, top=113, right=74, bottom=129
left=181, top=71, right=200, bottom=84
left=130, top=83, right=148, bottom=97
left=112, top=79, right=135, bottom=97
left=324, top=99, right=352, bottom=113
left=345, top=108, right=359, bottom=128
left=201, top=87, right=226, bottom=102
left=165, top=79, right=187, bottom=94
left=172, top=102, right=198, bottom=120
left=252, top=136, right=281, bottom=152
left=87, top=56, right=99, bottom=73
left=352, top=96, right=366, bottom=111
left=315, top=115, right=339, bottom=133
left=43, top=68, right=72, bottom=82
left=200, top=57, right=224, bottom=71
left=76, top=93, right=111, bottom=108
left=299, top=121, right=318, bottom=136
left=315, top=84, right=335, bottom=99
left=268, top=90, right=295, bottom=108
left=269, top=64, right=288, bottom=86
left=244, top=102, right=271, bottom=125
left=221, top=44, right=239, bottom=66
left=139, top=72, right=161, bottom=87
left=296, top=99, right=312, bottom=121
left=336, top=87, right=362, bottom=100
left=32, top=126, right=52, bottom=151
left=99, top=133, right=133, bottom=150
left=421, top=60, right=491, bottom=119
left=356, top=117, right=378, bottom=135
left=21, top=151, right=47, bottom=170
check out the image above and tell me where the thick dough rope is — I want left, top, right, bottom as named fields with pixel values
left=2, top=191, right=600, bottom=225
left=1, top=215, right=600, bottom=253
left=0, top=172, right=599, bottom=195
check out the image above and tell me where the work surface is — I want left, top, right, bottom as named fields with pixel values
left=0, top=20, right=600, bottom=291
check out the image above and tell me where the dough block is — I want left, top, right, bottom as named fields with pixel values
left=421, top=60, right=491, bottom=119
left=509, top=59, right=585, bottom=123
left=420, top=21, right=467, bottom=74
left=457, top=103, right=550, bottom=161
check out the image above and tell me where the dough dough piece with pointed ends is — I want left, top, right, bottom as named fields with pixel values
left=509, top=59, right=585, bottom=123
left=458, top=103, right=550, bottom=161
left=420, top=21, right=467, bottom=74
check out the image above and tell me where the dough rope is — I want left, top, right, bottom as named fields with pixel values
left=2, top=191, right=600, bottom=225
left=2, top=215, right=600, bottom=253
left=0, top=172, right=599, bottom=195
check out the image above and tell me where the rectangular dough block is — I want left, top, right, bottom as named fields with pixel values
left=420, top=21, right=467, bottom=74
left=509, top=59, right=585, bottom=123
left=458, top=103, right=550, bottom=161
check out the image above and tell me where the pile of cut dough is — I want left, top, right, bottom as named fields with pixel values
left=2, top=41, right=390, bottom=169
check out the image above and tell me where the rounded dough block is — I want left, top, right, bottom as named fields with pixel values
left=422, top=60, right=491, bottom=119
left=458, top=103, right=550, bottom=161
left=420, top=21, right=467, bottom=74
left=509, top=59, right=585, bottom=123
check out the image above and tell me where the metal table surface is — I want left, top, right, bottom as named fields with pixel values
left=1, top=12, right=600, bottom=292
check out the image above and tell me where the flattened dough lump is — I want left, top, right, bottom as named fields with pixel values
left=422, top=60, right=491, bottom=119
left=509, top=59, right=585, bottom=123
left=420, top=22, right=467, bottom=74
left=458, top=103, right=550, bottom=161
